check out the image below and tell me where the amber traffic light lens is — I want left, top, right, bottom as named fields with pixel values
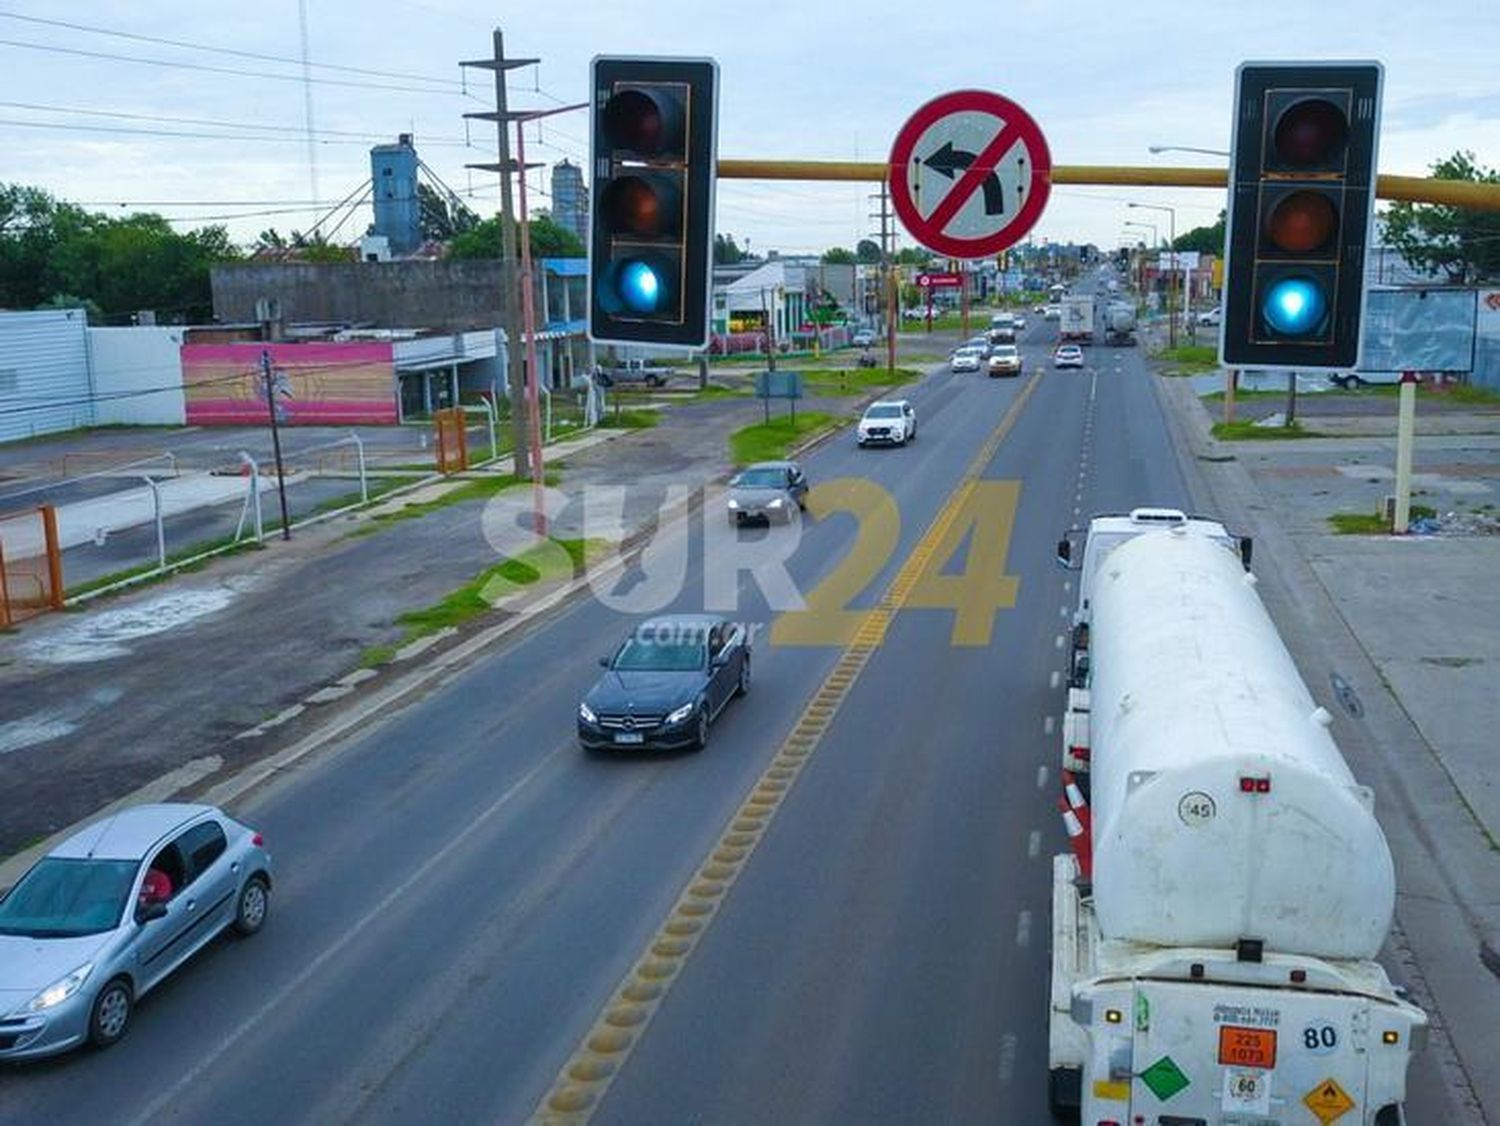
left=602, top=177, right=664, bottom=236
left=1273, top=99, right=1348, bottom=166
left=1266, top=190, right=1338, bottom=254
left=603, top=89, right=665, bottom=155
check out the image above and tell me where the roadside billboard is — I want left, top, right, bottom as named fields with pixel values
left=181, top=342, right=398, bottom=426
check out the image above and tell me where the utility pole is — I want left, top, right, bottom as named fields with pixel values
left=870, top=181, right=896, bottom=372
left=462, top=30, right=539, bottom=472
left=260, top=350, right=292, bottom=541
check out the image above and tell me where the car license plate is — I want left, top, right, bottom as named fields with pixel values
left=613, top=732, right=644, bottom=745
left=1218, top=1025, right=1277, bottom=1069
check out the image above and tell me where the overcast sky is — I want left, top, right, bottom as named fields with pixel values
left=3, top=1, right=1497, bottom=257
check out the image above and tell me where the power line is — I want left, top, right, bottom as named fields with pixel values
left=0, top=36, right=473, bottom=96
left=0, top=99, right=487, bottom=146
left=0, top=9, right=468, bottom=88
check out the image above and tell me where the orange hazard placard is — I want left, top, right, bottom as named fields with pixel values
left=1217, top=1025, right=1277, bottom=1069
left=1303, top=1076, right=1356, bottom=1124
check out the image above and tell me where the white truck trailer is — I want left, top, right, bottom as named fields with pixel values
left=1048, top=509, right=1426, bottom=1124
left=1059, top=295, right=1096, bottom=343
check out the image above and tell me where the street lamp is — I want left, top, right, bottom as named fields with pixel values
left=1148, top=144, right=1230, bottom=158
left=1123, top=221, right=1158, bottom=306
left=1129, top=201, right=1180, bottom=348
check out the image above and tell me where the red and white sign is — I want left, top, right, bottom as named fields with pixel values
left=916, top=272, right=963, bottom=289
left=889, top=89, right=1052, bottom=260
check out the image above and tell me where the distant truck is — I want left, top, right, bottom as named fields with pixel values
left=1101, top=301, right=1137, bottom=346
left=988, top=312, right=1016, bottom=344
left=1047, top=508, right=1427, bottom=1123
left=596, top=358, right=672, bottom=388
left=1058, top=295, right=1095, bottom=343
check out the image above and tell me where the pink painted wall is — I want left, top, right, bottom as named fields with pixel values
left=181, top=342, right=398, bottom=426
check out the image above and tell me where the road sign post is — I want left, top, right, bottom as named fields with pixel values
left=889, top=90, right=1052, bottom=260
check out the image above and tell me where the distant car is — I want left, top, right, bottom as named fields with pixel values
left=851, top=329, right=875, bottom=348
left=727, top=460, right=808, bottom=525
left=950, top=348, right=983, bottom=373
left=988, top=326, right=1016, bottom=345
left=1013, top=314, right=1027, bottom=331
left=1327, top=370, right=1405, bottom=389
left=0, top=803, right=272, bottom=1060
left=1054, top=344, right=1085, bottom=369
left=1034, top=304, right=1047, bottom=314
left=857, top=399, right=917, bottom=446
left=958, top=335, right=991, bottom=354
left=988, top=345, right=1023, bottom=377
left=1044, top=305, right=1063, bottom=321
left=1196, top=307, right=1222, bottom=326
left=578, top=615, right=750, bottom=752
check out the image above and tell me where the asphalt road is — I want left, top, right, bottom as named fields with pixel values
left=0, top=298, right=1453, bottom=1122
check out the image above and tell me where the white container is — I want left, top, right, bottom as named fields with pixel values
left=1088, top=528, right=1395, bottom=959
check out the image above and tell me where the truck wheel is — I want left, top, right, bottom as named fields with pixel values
left=1048, top=1067, right=1082, bottom=1121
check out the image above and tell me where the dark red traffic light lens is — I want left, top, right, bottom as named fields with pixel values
left=1265, top=190, right=1338, bottom=254
left=1273, top=98, right=1348, bottom=166
left=604, top=89, right=666, bottom=155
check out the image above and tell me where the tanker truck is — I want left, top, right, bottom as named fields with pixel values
left=1048, top=509, right=1426, bottom=1124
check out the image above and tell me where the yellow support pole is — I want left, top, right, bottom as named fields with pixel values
left=715, top=160, right=1500, bottom=211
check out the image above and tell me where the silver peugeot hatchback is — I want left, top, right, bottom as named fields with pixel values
left=0, top=803, right=272, bottom=1060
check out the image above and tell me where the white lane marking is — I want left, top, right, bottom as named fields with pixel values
left=1073, top=506, right=1081, bottom=516
left=998, top=1032, right=1019, bottom=1087
left=1063, top=580, right=1072, bottom=593
left=123, top=740, right=571, bottom=1126
left=1044, top=715, right=1056, bottom=736
left=1059, top=605, right=1070, bottom=618
left=1049, top=671, right=1061, bottom=690
left=1016, top=908, right=1033, bottom=948
left=1037, top=764, right=1050, bottom=790
left=1055, top=633, right=1066, bottom=649
left=1028, top=829, right=1042, bottom=859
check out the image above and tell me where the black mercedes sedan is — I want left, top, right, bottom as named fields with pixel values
left=578, top=615, right=751, bottom=752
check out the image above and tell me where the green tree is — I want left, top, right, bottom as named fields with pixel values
left=448, top=214, right=585, bottom=260
left=855, top=238, right=883, bottom=264
left=418, top=182, right=478, bottom=241
left=821, top=246, right=855, bottom=264
left=894, top=247, right=931, bottom=266
left=1173, top=210, right=1226, bottom=255
left=714, top=233, right=746, bottom=264
left=1383, top=150, right=1500, bottom=284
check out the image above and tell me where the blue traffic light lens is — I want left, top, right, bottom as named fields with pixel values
left=1261, top=276, right=1328, bottom=336
left=618, top=259, right=664, bottom=314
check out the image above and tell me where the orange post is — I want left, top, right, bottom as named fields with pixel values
left=40, top=504, right=64, bottom=610
left=0, top=538, right=11, bottom=627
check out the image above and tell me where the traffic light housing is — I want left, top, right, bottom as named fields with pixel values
left=589, top=56, right=718, bottom=348
left=1220, top=62, right=1383, bottom=371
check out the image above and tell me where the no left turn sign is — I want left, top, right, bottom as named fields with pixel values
left=889, top=90, right=1052, bottom=260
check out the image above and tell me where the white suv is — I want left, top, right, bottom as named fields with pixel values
left=857, top=399, right=917, bottom=447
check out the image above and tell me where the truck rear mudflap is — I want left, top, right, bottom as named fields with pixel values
left=1077, top=976, right=1422, bottom=1125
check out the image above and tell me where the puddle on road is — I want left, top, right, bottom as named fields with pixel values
left=19, top=587, right=239, bottom=665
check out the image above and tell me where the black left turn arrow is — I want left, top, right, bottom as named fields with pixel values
left=923, top=140, right=1005, bottom=216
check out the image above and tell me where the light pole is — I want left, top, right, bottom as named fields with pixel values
left=1130, top=201, right=1179, bottom=348
left=1123, top=221, right=1157, bottom=306
left=1147, top=145, right=1230, bottom=158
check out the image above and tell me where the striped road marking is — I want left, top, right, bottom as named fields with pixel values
left=531, top=374, right=1044, bottom=1123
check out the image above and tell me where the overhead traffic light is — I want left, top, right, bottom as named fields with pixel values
left=1220, top=62, right=1383, bottom=370
left=589, top=56, right=719, bottom=348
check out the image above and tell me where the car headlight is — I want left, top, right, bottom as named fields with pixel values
left=666, top=702, right=695, bottom=725
left=727, top=498, right=740, bottom=509
left=767, top=497, right=785, bottom=509
left=578, top=702, right=597, bottom=724
left=23, top=963, right=93, bottom=1013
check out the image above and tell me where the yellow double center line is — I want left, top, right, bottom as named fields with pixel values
left=532, top=373, right=1043, bottom=1122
